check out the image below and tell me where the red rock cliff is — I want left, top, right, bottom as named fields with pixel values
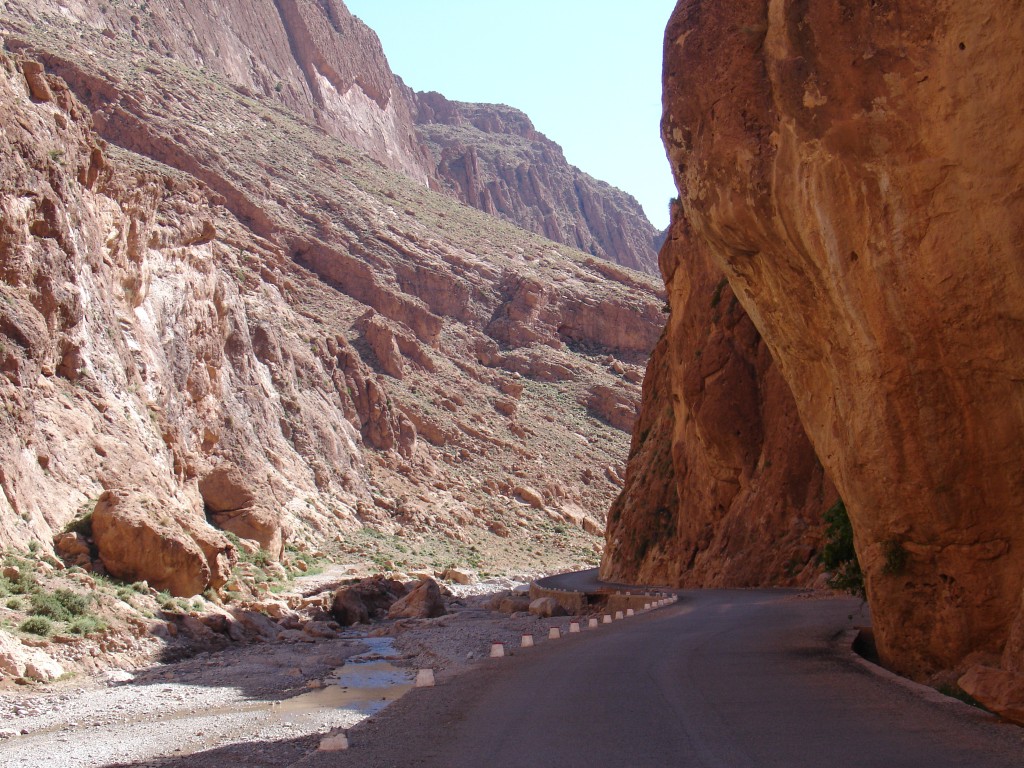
left=413, top=92, right=662, bottom=275
left=601, top=201, right=832, bottom=588
left=659, top=0, right=1024, bottom=683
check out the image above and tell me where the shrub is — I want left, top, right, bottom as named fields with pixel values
left=30, top=589, right=89, bottom=621
left=63, top=512, right=93, bottom=537
left=820, top=499, right=865, bottom=599
left=66, top=615, right=107, bottom=636
left=6, top=597, right=25, bottom=611
left=20, top=616, right=52, bottom=636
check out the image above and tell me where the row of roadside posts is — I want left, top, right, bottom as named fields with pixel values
left=413, top=592, right=679, bottom=687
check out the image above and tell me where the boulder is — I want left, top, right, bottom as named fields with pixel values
left=387, top=577, right=447, bottom=620
left=492, top=595, right=532, bottom=614
left=441, top=567, right=476, bottom=586
left=199, top=465, right=286, bottom=560
left=178, top=517, right=236, bottom=590
left=514, top=485, right=545, bottom=510
left=331, top=577, right=408, bottom=625
left=92, top=489, right=210, bottom=597
left=529, top=597, right=567, bottom=618
left=0, top=630, right=63, bottom=682
left=53, top=532, right=92, bottom=568
left=958, top=666, right=1024, bottom=725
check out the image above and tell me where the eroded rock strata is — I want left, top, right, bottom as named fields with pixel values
left=601, top=203, right=832, bottom=589
left=0, top=0, right=664, bottom=596
left=654, top=0, right=1024, bottom=682
left=413, top=92, right=662, bottom=275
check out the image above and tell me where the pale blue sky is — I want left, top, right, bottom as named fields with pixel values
left=345, top=1, right=678, bottom=229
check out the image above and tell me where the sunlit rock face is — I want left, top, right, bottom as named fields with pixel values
left=412, top=92, right=662, bottom=275
left=659, top=0, right=1024, bottom=681
left=0, top=0, right=668, bottom=594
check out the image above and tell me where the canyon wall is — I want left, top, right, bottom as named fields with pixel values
left=8, top=0, right=436, bottom=185
left=5, top=1, right=661, bottom=274
left=657, top=0, right=1024, bottom=683
left=0, top=2, right=665, bottom=594
left=601, top=202, right=831, bottom=588
left=413, top=92, right=662, bottom=275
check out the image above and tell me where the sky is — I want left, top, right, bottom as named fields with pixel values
left=344, top=1, right=679, bottom=230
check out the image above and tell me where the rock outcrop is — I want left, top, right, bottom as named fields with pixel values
left=601, top=203, right=832, bottom=589
left=386, top=577, right=446, bottom=619
left=92, top=489, right=235, bottom=597
left=0, top=0, right=664, bottom=590
left=6, top=0, right=435, bottom=186
left=413, top=92, right=661, bottom=275
left=657, top=0, right=1024, bottom=682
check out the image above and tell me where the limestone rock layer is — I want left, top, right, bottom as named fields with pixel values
left=658, top=0, right=1024, bottom=680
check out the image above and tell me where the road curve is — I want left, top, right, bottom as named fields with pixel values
left=298, top=590, right=1024, bottom=768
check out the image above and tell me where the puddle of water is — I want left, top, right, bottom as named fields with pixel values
left=278, top=662, right=412, bottom=716
left=272, top=636, right=413, bottom=721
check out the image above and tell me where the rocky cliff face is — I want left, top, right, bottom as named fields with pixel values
left=413, top=91, right=662, bottom=275
left=0, top=3, right=664, bottom=595
left=15, top=0, right=436, bottom=186
left=658, top=0, right=1024, bottom=684
left=601, top=202, right=832, bottom=588
left=13, top=1, right=660, bottom=276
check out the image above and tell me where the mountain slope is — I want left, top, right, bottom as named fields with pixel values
left=0, top=3, right=663, bottom=594
left=413, top=91, right=662, bottom=275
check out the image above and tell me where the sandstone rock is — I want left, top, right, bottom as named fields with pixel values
left=331, top=577, right=407, bottom=625
left=492, top=595, right=531, bottom=614
left=487, top=520, right=511, bottom=538
left=958, top=666, right=1024, bottom=725
left=20, top=60, right=51, bottom=102
left=0, top=630, right=63, bottom=681
left=528, top=597, right=567, bottom=618
left=585, top=384, right=639, bottom=433
left=199, top=465, right=285, bottom=560
left=319, top=732, right=349, bottom=752
left=53, top=532, right=91, bottom=568
left=659, top=0, right=1024, bottom=679
left=441, top=567, right=476, bottom=586
left=601, top=205, right=831, bottom=590
left=387, top=577, right=446, bottom=620
left=177, top=517, right=236, bottom=591
left=24, top=656, right=64, bottom=683
left=414, top=92, right=660, bottom=275
left=514, top=486, right=545, bottom=510
left=581, top=516, right=603, bottom=537
left=2, top=565, right=21, bottom=581
left=302, top=620, right=339, bottom=639
left=0, top=10, right=661, bottom=617
left=92, top=490, right=211, bottom=597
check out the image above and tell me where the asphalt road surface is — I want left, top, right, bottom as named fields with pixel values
left=298, top=590, right=1024, bottom=768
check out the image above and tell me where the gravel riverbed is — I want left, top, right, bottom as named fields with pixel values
left=0, top=577, right=589, bottom=767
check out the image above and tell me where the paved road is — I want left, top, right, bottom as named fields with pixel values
left=534, top=566, right=672, bottom=595
left=298, top=590, right=1024, bottom=768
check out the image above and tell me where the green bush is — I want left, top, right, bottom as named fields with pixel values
left=66, top=615, right=106, bottom=636
left=6, top=597, right=25, bottom=611
left=30, top=589, right=90, bottom=621
left=20, top=616, right=52, bottom=636
left=820, top=499, right=865, bottom=599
